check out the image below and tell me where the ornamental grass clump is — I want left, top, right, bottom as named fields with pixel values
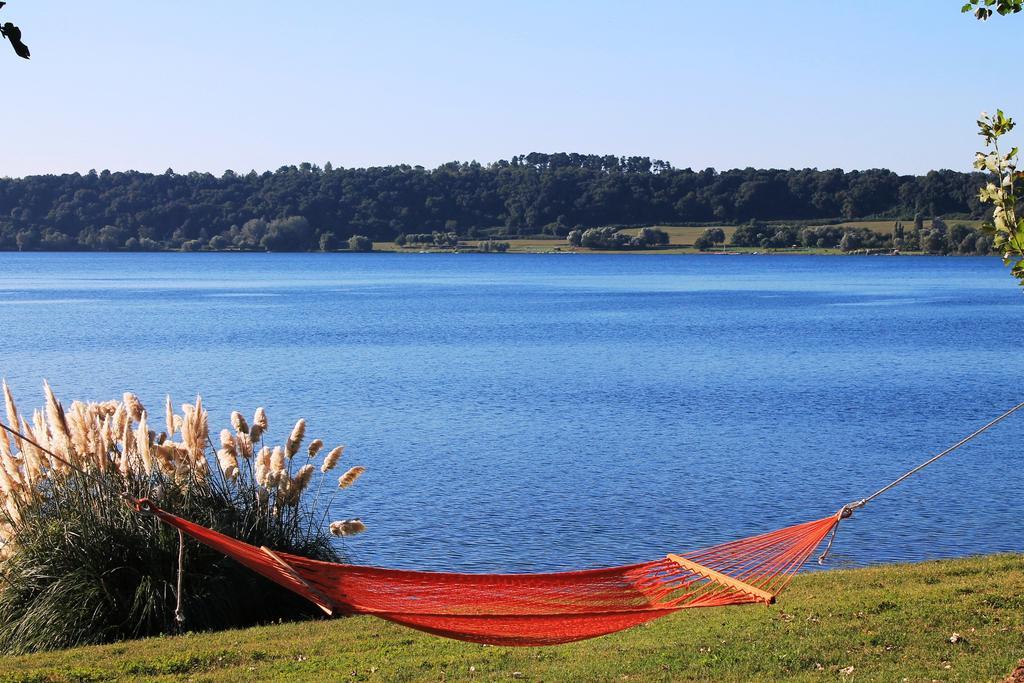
left=0, top=382, right=366, bottom=654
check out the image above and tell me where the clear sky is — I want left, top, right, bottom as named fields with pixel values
left=2, top=1, right=1021, bottom=177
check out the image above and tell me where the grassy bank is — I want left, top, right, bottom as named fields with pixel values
left=0, top=554, right=1021, bottom=682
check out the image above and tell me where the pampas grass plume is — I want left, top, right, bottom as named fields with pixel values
left=0, top=416, right=11, bottom=459
left=120, top=418, right=136, bottom=476
left=294, top=464, right=314, bottom=494
left=3, top=380, right=23, bottom=451
left=67, top=401, right=89, bottom=457
left=254, top=447, right=269, bottom=485
left=219, top=429, right=236, bottom=455
left=236, top=432, right=253, bottom=459
left=122, top=392, right=144, bottom=423
left=43, top=381, right=72, bottom=450
left=165, top=394, right=175, bottom=438
left=330, top=519, right=366, bottom=537
left=112, top=403, right=127, bottom=439
left=321, top=446, right=344, bottom=473
left=270, top=446, right=285, bottom=472
left=286, top=419, right=305, bottom=458
left=217, top=448, right=239, bottom=480
left=136, top=411, right=154, bottom=475
left=231, top=411, right=249, bottom=435
left=337, top=466, right=365, bottom=489
left=154, top=443, right=175, bottom=475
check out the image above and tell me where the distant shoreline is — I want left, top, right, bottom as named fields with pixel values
left=0, top=219, right=996, bottom=257
left=371, top=245, right=957, bottom=256
left=0, top=221, right=993, bottom=256
left=0, top=247, right=996, bottom=256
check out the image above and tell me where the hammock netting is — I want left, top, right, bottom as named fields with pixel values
left=144, top=502, right=840, bottom=646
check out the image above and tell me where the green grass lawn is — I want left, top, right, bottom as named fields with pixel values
left=644, top=225, right=740, bottom=246
left=1, top=554, right=1021, bottom=682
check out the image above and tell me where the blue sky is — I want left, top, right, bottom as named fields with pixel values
left=2, top=1, right=1020, bottom=177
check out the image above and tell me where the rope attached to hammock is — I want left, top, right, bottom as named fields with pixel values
left=175, top=529, right=186, bottom=625
left=816, top=401, right=1024, bottom=564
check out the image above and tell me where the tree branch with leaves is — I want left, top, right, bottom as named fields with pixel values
left=962, top=1, right=1024, bottom=283
left=974, top=111, right=1024, bottom=282
left=962, top=0, right=1023, bottom=20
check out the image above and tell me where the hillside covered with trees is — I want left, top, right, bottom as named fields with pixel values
left=0, top=154, right=986, bottom=251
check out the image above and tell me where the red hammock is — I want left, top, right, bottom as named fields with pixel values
left=141, top=500, right=840, bottom=646
left=3, top=398, right=1017, bottom=646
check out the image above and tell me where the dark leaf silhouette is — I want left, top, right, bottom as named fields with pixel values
left=1, top=22, right=29, bottom=59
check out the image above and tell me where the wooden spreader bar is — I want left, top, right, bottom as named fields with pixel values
left=260, top=546, right=335, bottom=616
left=665, top=553, right=775, bottom=605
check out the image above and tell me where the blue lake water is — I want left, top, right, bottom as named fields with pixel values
left=0, top=252, right=1021, bottom=573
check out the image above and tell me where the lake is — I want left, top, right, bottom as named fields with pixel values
left=0, top=252, right=1020, bottom=573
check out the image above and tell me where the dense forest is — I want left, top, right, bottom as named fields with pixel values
left=0, top=154, right=987, bottom=251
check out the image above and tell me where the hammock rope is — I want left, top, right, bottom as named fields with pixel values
left=0, top=403, right=1019, bottom=646
left=816, top=400, right=1024, bottom=564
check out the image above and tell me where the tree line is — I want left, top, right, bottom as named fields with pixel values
left=0, top=155, right=987, bottom=251
left=694, top=217, right=994, bottom=255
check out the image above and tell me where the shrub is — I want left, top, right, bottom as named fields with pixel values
left=431, top=231, right=459, bottom=248
left=800, top=225, right=845, bottom=249
left=575, top=226, right=666, bottom=250
left=208, top=234, right=230, bottom=250
left=0, top=384, right=365, bottom=653
left=920, top=229, right=946, bottom=253
left=694, top=227, right=725, bottom=251
left=347, top=235, right=373, bottom=252
left=731, top=222, right=801, bottom=249
left=635, top=227, right=670, bottom=246
left=319, top=231, right=339, bottom=251
left=259, top=216, right=313, bottom=252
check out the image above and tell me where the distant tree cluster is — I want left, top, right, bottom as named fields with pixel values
left=896, top=218, right=993, bottom=255
left=797, top=225, right=855, bottom=250
left=730, top=223, right=803, bottom=249
left=396, top=232, right=459, bottom=248
left=567, top=226, right=669, bottom=250
left=694, top=227, right=726, bottom=251
left=347, top=234, right=372, bottom=252
left=723, top=218, right=993, bottom=254
left=0, top=158, right=988, bottom=252
left=477, top=240, right=510, bottom=253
